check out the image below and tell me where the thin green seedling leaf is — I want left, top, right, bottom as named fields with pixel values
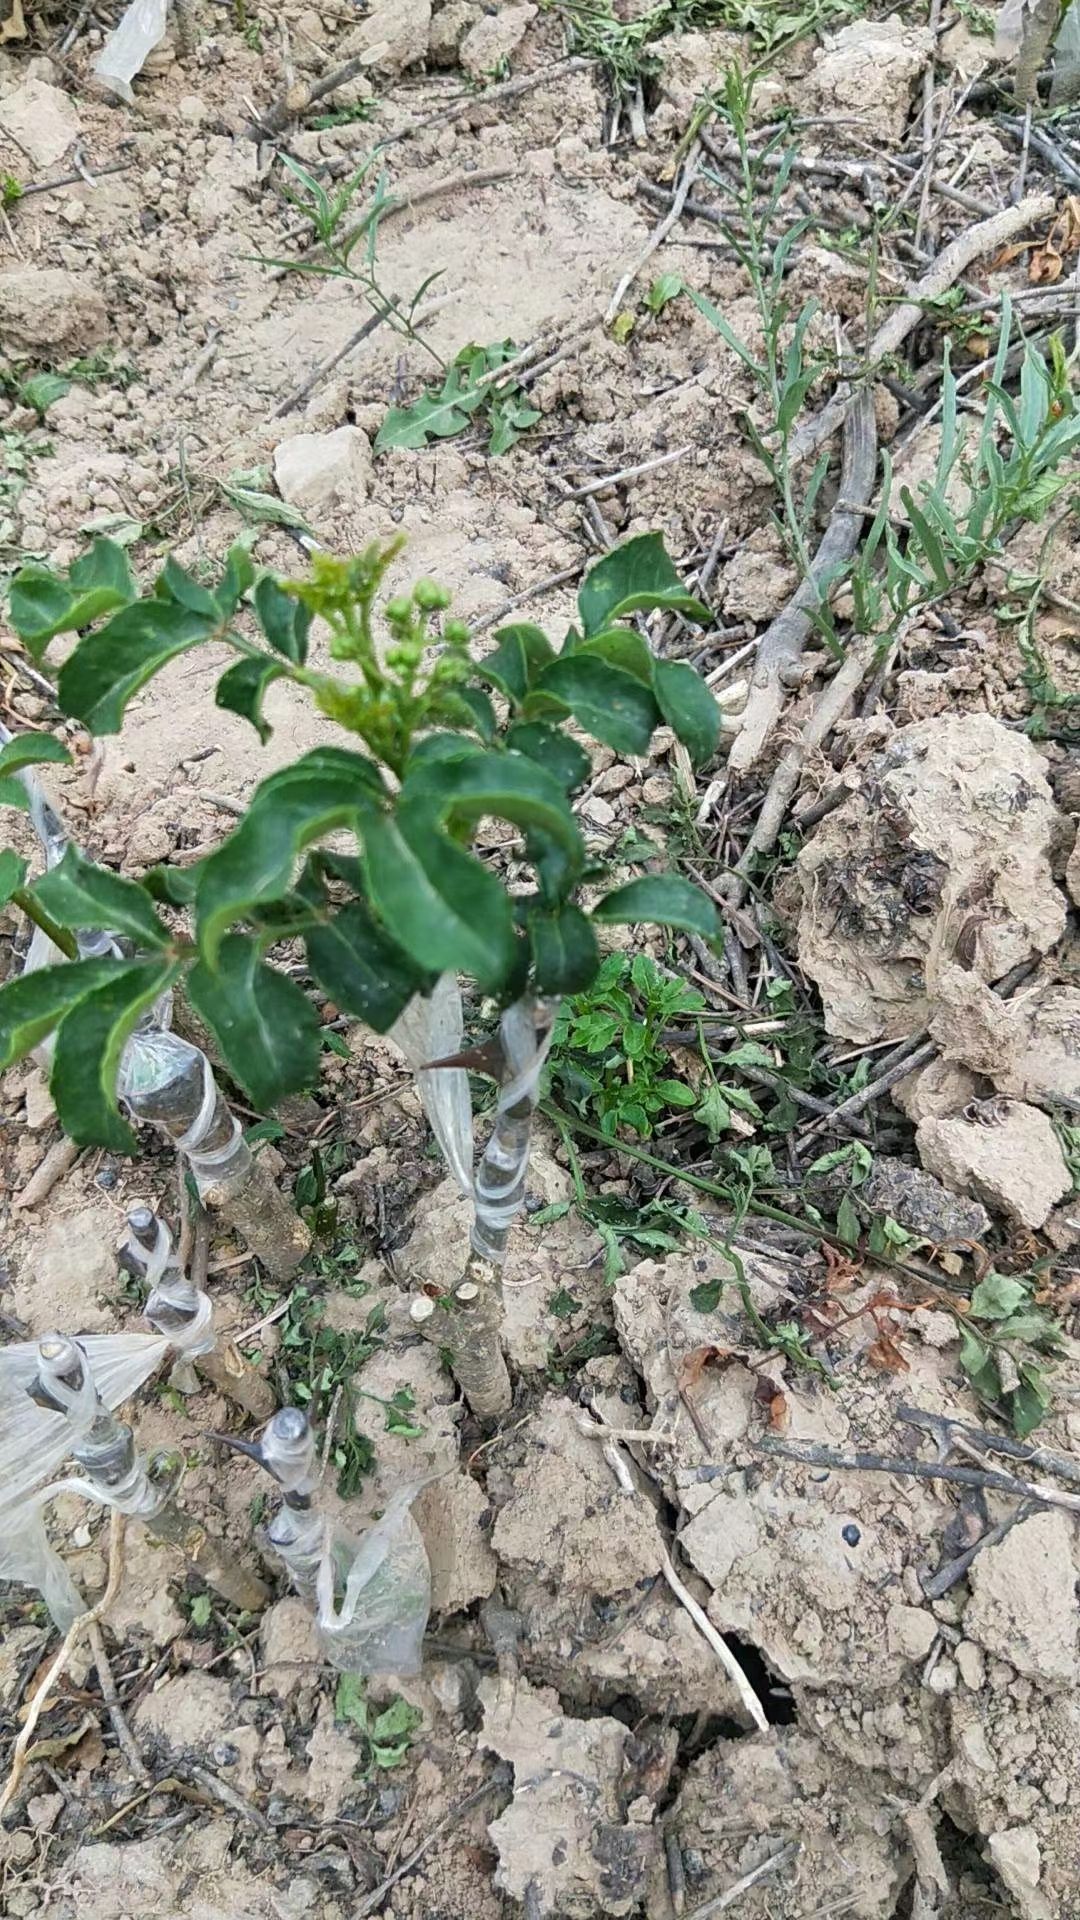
left=686, top=287, right=766, bottom=377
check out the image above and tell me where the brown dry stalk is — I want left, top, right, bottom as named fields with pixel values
left=729, top=386, right=878, bottom=775
left=789, top=192, right=1056, bottom=469
left=0, top=1510, right=126, bottom=1819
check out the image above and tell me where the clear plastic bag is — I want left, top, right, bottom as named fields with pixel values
left=93, top=0, right=168, bottom=103
left=0, top=1332, right=168, bottom=1512
left=390, top=974, right=474, bottom=1196
left=0, top=1504, right=85, bottom=1630
left=315, top=1484, right=431, bottom=1677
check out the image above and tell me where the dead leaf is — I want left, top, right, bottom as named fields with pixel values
left=1029, top=197, right=1080, bottom=284
left=867, top=1332, right=910, bottom=1374
left=25, top=1711, right=98, bottom=1765
left=753, top=1376, right=790, bottom=1431
left=678, top=1344, right=735, bottom=1389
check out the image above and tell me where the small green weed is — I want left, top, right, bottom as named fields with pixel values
left=334, top=1674, right=422, bottom=1770
left=189, top=1592, right=213, bottom=1629
left=542, top=0, right=860, bottom=88
left=549, top=951, right=704, bottom=1138
left=376, top=340, right=541, bottom=456
left=646, top=273, right=683, bottom=315
left=310, top=100, right=379, bottom=130
left=957, top=1270, right=1065, bottom=1438
left=247, top=1271, right=385, bottom=1496
left=261, top=153, right=441, bottom=366
left=1, top=173, right=21, bottom=209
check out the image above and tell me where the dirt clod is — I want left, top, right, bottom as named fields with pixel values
left=963, top=1510, right=1079, bottom=1685
left=916, top=1100, right=1072, bottom=1229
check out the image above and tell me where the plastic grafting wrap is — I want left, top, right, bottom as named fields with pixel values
left=93, top=0, right=168, bottom=102
left=119, top=1028, right=249, bottom=1196
left=265, top=1501, right=327, bottom=1601
left=126, top=1213, right=215, bottom=1359
left=257, top=1408, right=320, bottom=1499
left=390, top=974, right=474, bottom=1197
left=39, top=1416, right=164, bottom=1520
left=470, top=997, right=558, bottom=1264
left=0, top=1333, right=169, bottom=1511
left=315, top=1484, right=431, bottom=1677
left=0, top=1504, right=86, bottom=1631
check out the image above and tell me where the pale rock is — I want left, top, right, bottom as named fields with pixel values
left=414, top=1469, right=497, bottom=1613
left=891, top=1056, right=983, bottom=1124
left=987, top=1828, right=1051, bottom=1920
left=955, top=1640, right=986, bottom=1690
left=259, top=1597, right=323, bottom=1699
left=429, top=0, right=479, bottom=64
left=910, top=1308, right=958, bottom=1350
left=340, top=0, right=432, bottom=74
left=916, top=1101, right=1071, bottom=1230
left=134, top=1672, right=235, bottom=1755
left=927, top=1655, right=958, bottom=1694
left=459, top=1, right=536, bottom=79
left=805, top=20, right=935, bottom=144
left=305, top=1698, right=362, bottom=1820
left=22, top=1065, right=54, bottom=1130
left=25, top=1792, right=63, bottom=1830
left=273, top=425, right=371, bottom=512
left=0, top=78, right=79, bottom=168
left=861, top=1153, right=989, bottom=1244
left=964, top=1511, right=1079, bottom=1685
left=886, top=1604, right=938, bottom=1663
left=0, top=268, right=107, bottom=355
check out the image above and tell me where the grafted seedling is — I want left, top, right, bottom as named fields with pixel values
left=3, top=528, right=723, bottom=1415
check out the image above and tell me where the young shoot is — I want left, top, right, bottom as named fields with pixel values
left=2, top=528, right=723, bottom=1416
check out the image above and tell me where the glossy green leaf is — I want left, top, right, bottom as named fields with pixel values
left=9, top=537, right=136, bottom=658
left=448, top=685, right=496, bottom=741
left=0, top=732, right=71, bottom=777
left=0, top=849, right=27, bottom=906
left=188, top=935, right=322, bottom=1109
left=363, top=802, right=515, bottom=989
left=0, top=957, right=128, bottom=1069
left=591, top=872, right=719, bottom=938
left=194, top=747, right=387, bottom=964
left=215, top=545, right=257, bottom=617
left=402, top=748, right=584, bottom=881
left=653, top=658, right=721, bottom=766
left=0, top=778, right=29, bottom=811
left=216, top=655, right=288, bottom=743
left=160, top=557, right=220, bottom=618
left=57, top=600, right=219, bottom=734
left=535, top=655, right=660, bottom=755
left=527, top=901, right=599, bottom=994
left=504, top=720, right=591, bottom=792
left=34, top=846, right=169, bottom=948
left=51, top=958, right=179, bottom=1149
left=572, top=625, right=654, bottom=684
left=477, top=624, right=556, bottom=708
left=577, top=532, right=709, bottom=636
left=254, top=576, right=311, bottom=665
left=306, top=901, right=432, bottom=1032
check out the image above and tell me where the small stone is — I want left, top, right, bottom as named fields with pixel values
left=842, top=1523, right=861, bottom=1547
left=886, top=1604, right=938, bottom=1663
left=22, top=1068, right=55, bottom=1131
left=955, top=1640, right=986, bottom=1690
left=273, top=425, right=371, bottom=513
left=458, top=1, right=536, bottom=79
left=26, top=1792, right=63, bottom=1831
left=0, top=268, right=107, bottom=355
left=927, top=1656, right=958, bottom=1694
left=987, top=1829, right=1048, bottom=1917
